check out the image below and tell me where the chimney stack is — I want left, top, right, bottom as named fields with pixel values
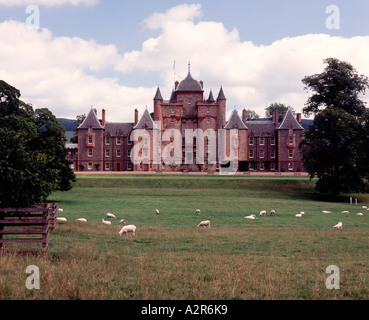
left=134, top=108, right=138, bottom=126
left=242, top=109, right=247, bottom=123
left=296, top=113, right=302, bottom=124
left=175, top=80, right=179, bottom=90
left=199, top=80, right=203, bottom=89
left=102, top=109, right=106, bottom=127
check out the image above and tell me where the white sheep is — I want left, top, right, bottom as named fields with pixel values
left=155, top=209, right=159, bottom=215
left=58, top=208, right=64, bottom=212
left=333, top=222, right=343, bottom=230
left=341, top=211, right=349, bottom=214
left=322, top=210, right=332, bottom=214
left=120, top=219, right=127, bottom=224
left=244, top=214, right=256, bottom=220
left=270, top=210, right=276, bottom=216
left=362, top=206, right=367, bottom=209
left=118, top=224, right=136, bottom=236
left=295, top=213, right=302, bottom=218
left=102, top=218, right=111, bottom=225
left=75, top=218, right=87, bottom=222
left=356, top=213, right=364, bottom=216
left=197, top=220, right=211, bottom=228
left=106, top=213, right=116, bottom=219
left=259, top=210, right=266, bottom=216
left=196, top=209, right=201, bottom=215
left=300, top=211, right=305, bottom=215
left=56, top=217, right=67, bottom=222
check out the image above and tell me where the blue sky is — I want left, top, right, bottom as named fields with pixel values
left=0, top=0, right=369, bottom=121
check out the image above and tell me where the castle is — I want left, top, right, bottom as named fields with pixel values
left=73, top=66, right=304, bottom=173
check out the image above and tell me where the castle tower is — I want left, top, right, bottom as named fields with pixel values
left=216, top=86, right=227, bottom=129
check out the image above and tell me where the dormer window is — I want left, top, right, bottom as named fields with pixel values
left=105, top=136, right=110, bottom=145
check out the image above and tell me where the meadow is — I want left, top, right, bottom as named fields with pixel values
left=1, top=173, right=369, bottom=300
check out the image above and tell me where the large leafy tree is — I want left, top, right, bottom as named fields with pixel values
left=0, top=80, right=75, bottom=207
left=299, top=58, right=369, bottom=195
left=265, top=102, right=294, bottom=122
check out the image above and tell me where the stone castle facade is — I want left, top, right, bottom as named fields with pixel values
left=74, top=67, right=304, bottom=173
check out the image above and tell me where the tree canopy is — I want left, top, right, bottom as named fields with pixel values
left=0, top=80, right=76, bottom=207
left=265, top=103, right=293, bottom=121
left=299, top=58, right=369, bottom=195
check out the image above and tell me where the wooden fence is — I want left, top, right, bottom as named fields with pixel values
left=0, top=203, right=57, bottom=253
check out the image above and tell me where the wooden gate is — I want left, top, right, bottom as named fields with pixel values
left=0, top=203, right=57, bottom=253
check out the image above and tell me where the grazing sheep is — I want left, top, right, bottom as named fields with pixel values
left=56, top=217, right=67, bottom=222
left=197, top=220, right=211, bottom=228
left=118, top=224, right=136, bottom=236
left=244, top=214, right=256, bottom=220
left=300, top=211, right=305, bottom=215
left=102, top=218, right=111, bottom=225
left=155, top=209, right=159, bottom=215
left=333, top=222, right=343, bottom=230
left=196, top=209, right=201, bottom=215
left=75, top=218, right=87, bottom=222
left=362, top=206, right=367, bottom=209
left=270, top=210, right=276, bottom=216
left=58, top=208, right=64, bottom=212
left=356, top=213, right=364, bottom=216
left=295, top=213, right=302, bottom=218
left=106, top=213, right=116, bottom=219
left=341, top=211, right=349, bottom=214
left=259, top=210, right=266, bottom=216
left=322, top=210, right=332, bottom=214
left=120, top=219, right=127, bottom=224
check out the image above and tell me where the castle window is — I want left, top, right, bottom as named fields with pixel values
left=249, top=137, right=254, bottom=145
left=234, top=138, right=238, bottom=146
left=249, top=150, right=254, bottom=158
left=88, top=163, right=93, bottom=170
left=171, top=107, right=174, bottom=113
left=116, top=149, right=121, bottom=157
left=105, top=163, right=110, bottom=170
left=260, top=150, right=264, bottom=158
left=207, top=106, right=210, bottom=113
left=116, top=137, right=121, bottom=145
left=260, top=163, right=264, bottom=171
left=88, top=135, right=93, bottom=145
left=128, top=163, right=132, bottom=170
left=207, top=117, right=210, bottom=123
left=289, top=136, right=294, bottom=145
left=171, top=116, right=174, bottom=123
left=105, top=149, right=110, bottom=157
left=188, top=97, right=191, bottom=104
left=127, top=135, right=132, bottom=145
left=271, top=150, right=275, bottom=158
left=127, top=150, right=131, bottom=157
left=105, top=136, right=110, bottom=145
left=260, top=137, right=264, bottom=145
left=88, top=149, right=93, bottom=157
left=234, top=128, right=238, bottom=135
left=271, top=136, right=275, bottom=145
left=289, top=150, right=293, bottom=158
left=288, top=163, right=293, bottom=171
left=249, top=163, right=254, bottom=170
left=271, top=163, right=276, bottom=171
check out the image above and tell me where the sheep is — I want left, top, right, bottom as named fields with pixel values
left=197, top=220, right=211, bottom=228
left=58, top=208, right=64, bottom=212
left=106, top=213, right=116, bottom=219
left=270, top=210, right=276, bottom=216
left=300, top=211, right=305, bottom=215
left=102, top=218, right=111, bottom=225
left=118, top=224, right=136, bottom=236
left=196, top=209, right=201, bottom=215
left=56, top=217, right=67, bottom=222
left=356, top=213, right=364, bottom=216
left=333, top=222, right=343, bottom=230
left=244, top=214, right=256, bottom=220
left=295, top=213, right=302, bottom=218
left=120, top=219, right=127, bottom=224
left=75, top=218, right=87, bottom=222
left=341, top=211, right=349, bottom=214
left=322, top=210, right=332, bottom=214
left=362, top=206, right=367, bottom=209
left=259, top=210, right=266, bottom=216
left=155, top=209, right=159, bottom=215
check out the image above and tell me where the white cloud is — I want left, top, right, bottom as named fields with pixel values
left=1, top=3, right=369, bottom=126
left=117, top=4, right=369, bottom=119
left=0, top=0, right=98, bottom=6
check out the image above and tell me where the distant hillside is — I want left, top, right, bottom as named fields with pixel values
left=57, top=118, right=78, bottom=131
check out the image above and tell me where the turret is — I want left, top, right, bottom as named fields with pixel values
left=217, top=86, right=227, bottom=129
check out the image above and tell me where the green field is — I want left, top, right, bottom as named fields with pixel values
left=1, top=173, right=369, bottom=300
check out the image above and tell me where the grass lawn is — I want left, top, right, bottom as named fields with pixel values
left=1, top=173, right=369, bottom=300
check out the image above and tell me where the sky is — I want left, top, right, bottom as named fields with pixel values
left=1, top=0, right=369, bottom=122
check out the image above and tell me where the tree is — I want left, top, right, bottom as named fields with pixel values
left=299, top=58, right=369, bottom=195
left=265, top=102, right=293, bottom=121
left=0, top=80, right=76, bottom=207
left=70, top=114, right=84, bottom=143
left=244, top=109, right=260, bottom=120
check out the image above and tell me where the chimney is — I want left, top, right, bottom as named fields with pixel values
left=275, top=110, right=279, bottom=127
left=102, top=109, right=106, bottom=127
left=94, top=108, right=97, bottom=115
left=134, top=108, right=138, bottom=126
left=272, top=111, right=276, bottom=124
left=199, top=80, right=203, bottom=89
left=175, top=80, right=179, bottom=90
left=242, top=109, right=247, bottom=123
left=296, top=113, right=302, bottom=124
